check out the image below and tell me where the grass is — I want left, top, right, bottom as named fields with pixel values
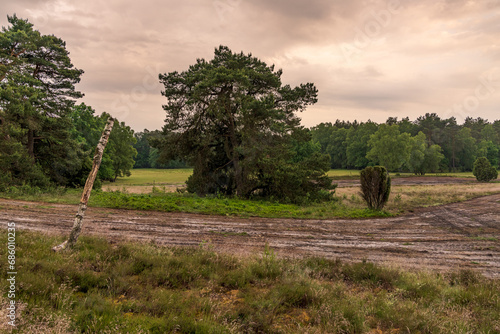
left=1, top=230, right=499, bottom=333
left=90, top=191, right=388, bottom=219
left=106, top=169, right=475, bottom=187
left=103, top=169, right=192, bottom=187
left=326, top=169, right=361, bottom=179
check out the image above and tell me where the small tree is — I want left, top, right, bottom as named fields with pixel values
left=473, top=157, right=498, bottom=182
left=360, top=166, right=391, bottom=210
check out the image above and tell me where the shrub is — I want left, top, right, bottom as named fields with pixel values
left=473, top=157, right=498, bottom=182
left=360, top=166, right=391, bottom=210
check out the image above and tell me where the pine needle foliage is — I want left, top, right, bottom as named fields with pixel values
left=360, top=166, right=391, bottom=210
left=473, top=157, right=498, bottom=182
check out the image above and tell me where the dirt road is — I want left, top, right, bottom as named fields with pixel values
left=1, top=194, right=499, bottom=277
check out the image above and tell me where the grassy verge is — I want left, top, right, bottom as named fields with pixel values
left=1, top=231, right=499, bottom=333
left=0, top=188, right=388, bottom=219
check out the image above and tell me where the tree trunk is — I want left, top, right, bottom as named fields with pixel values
left=27, top=129, right=35, bottom=160
left=52, top=117, right=114, bottom=252
left=227, top=113, right=244, bottom=196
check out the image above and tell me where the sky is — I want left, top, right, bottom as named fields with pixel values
left=2, top=0, right=500, bottom=131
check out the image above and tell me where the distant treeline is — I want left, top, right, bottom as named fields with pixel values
left=136, top=113, right=500, bottom=174
left=133, top=130, right=187, bottom=169
left=309, top=114, right=500, bottom=173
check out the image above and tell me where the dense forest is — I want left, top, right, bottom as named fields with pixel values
left=309, top=115, right=500, bottom=173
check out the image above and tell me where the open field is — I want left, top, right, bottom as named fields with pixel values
left=103, top=168, right=193, bottom=191
left=102, top=169, right=476, bottom=193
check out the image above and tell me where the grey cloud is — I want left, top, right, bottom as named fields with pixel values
left=2, top=0, right=500, bottom=131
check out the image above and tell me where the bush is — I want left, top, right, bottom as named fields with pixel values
left=473, top=157, right=498, bottom=182
left=360, top=166, right=391, bottom=210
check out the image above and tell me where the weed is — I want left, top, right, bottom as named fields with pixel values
left=467, top=236, right=498, bottom=241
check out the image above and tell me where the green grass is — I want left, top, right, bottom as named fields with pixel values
left=0, top=187, right=389, bottom=219
left=109, top=169, right=475, bottom=187
left=2, top=231, right=499, bottom=333
left=89, top=191, right=388, bottom=219
left=326, top=169, right=361, bottom=179
left=104, top=168, right=193, bottom=186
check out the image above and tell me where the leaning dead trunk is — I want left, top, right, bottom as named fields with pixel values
left=52, top=117, right=114, bottom=252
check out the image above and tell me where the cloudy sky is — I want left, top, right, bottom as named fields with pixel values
left=2, top=0, right=500, bottom=131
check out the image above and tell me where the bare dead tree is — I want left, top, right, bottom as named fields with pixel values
left=52, top=117, right=114, bottom=251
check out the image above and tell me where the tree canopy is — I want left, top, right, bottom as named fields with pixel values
left=0, top=15, right=84, bottom=188
left=0, top=16, right=137, bottom=190
left=154, top=46, right=333, bottom=203
left=310, top=113, right=500, bottom=174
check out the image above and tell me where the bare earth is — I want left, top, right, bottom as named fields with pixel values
left=1, top=191, right=499, bottom=278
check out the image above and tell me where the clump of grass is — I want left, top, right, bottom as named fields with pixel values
left=2, top=231, right=500, bottom=333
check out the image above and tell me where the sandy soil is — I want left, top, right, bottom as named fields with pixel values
left=1, top=189, right=499, bottom=278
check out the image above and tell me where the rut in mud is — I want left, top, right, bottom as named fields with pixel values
left=0, top=194, right=499, bottom=278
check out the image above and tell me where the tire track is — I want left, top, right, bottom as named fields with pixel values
left=0, top=194, right=499, bottom=277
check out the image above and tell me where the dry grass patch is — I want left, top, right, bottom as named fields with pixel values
left=336, top=182, right=500, bottom=214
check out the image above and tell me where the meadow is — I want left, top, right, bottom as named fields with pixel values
left=1, top=231, right=499, bottom=333
left=102, top=169, right=476, bottom=188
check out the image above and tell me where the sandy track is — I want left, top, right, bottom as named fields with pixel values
left=1, top=194, right=499, bottom=277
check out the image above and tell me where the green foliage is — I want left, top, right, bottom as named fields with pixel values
left=148, top=147, right=186, bottom=169
left=132, top=130, right=152, bottom=168
left=0, top=15, right=84, bottom=188
left=367, top=124, right=411, bottom=171
left=346, top=121, right=379, bottom=169
left=473, top=157, right=498, bottom=182
left=133, top=130, right=187, bottom=169
left=405, top=132, right=445, bottom=175
left=68, top=103, right=137, bottom=185
left=155, top=45, right=331, bottom=203
left=455, top=127, right=477, bottom=171
left=106, top=120, right=137, bottom=181
left=477, top=140, right=499, bottom=168
left=405, top=131, right=427, bottom=174
left=326, top=128, right=349, bottom=169
left=0, top=18, right=137, bottom=190
left=360, top=166, right=391, bottom=210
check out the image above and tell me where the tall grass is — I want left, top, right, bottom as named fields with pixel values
left=1, top=231, right=499, bottom=333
